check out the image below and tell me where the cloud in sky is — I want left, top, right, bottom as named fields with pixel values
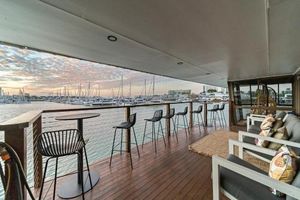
left=0, top=44, right=217, bottom=96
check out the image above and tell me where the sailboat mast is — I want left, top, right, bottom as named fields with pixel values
left=144, top=79, right=147, bottom=97
left=152, top=75, right=155, bottom=96
left=129, top=81, right=132, bottom=97
left=121, top=74, right=124, bottom=98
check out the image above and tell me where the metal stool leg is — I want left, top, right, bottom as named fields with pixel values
left=218, top=111, right=224, bottom=127
left=120, top=129, right=123, bottom=155
left=39, top=157, right=51, bottom=200
left=200, top=112, right=204, bottom=126
left=197, top=113, right=201, bottom=133
left=209, top=111, right=213, bottom=126
left=78, top=153, right=85, bottom=200
left=182, top=115, right=188, bottom=136
left=185, top=115, right=190, bottom=134
left=222, top=110, right=227, bottom=126
left=153, top=122, right=157, bottom=153
left=216, top=111, right=222, bottom=128
left=172, top=117, right=178, bottom=142
left=142, top=121, right=147, bottom=148
left=212, top=111, right=216, bottom=129
left=129, top=149, right=133, bottom=169
left=83, top=146, right=93, bottom=188
left=53, top=157, right=59, bottom=200
left=159, top=120, right=166, bottom=147
left=109, top=128, right=117, bottom=166
left=176, top=115, right=179, bottom=133
left=132, top=127, right=140, bottom=157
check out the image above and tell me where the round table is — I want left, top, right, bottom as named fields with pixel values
left=55, top=113, right=100, bottom=199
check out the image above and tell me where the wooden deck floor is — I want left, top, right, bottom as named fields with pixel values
left=33, top=126, right=228, bottom=200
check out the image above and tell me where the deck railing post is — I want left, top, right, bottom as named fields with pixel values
left=33, top=116, right=43, bottom=188
left=189, top=102, right=193, bottom=128
left=165, top=103, right=171, bottom=137
left=204, top=101, right=208, bottom=126
left=125, top=106, right=131, bottom=152
left=4, top=127, right=27, bottom=200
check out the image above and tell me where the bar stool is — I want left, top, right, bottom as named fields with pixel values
left=192, top=105, right=204, bottom=133
left=162, top=108, right=178, bottom=142
left=37, top=129, right=92, bottom=200
left=109, top=113, right=140, bottom=169
left=142, top=110, right=166, bottom=153
left=218, top=103, right=227, bottom=127
left=208, top=104, right=222, bottom=129
left=175, top=106, right=190, bottom=135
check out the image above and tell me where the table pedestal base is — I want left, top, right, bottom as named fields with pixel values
left=58, top=171, right=100, bottom=199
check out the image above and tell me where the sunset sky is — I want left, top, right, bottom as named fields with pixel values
left=0, top=44, right=221, bottom=96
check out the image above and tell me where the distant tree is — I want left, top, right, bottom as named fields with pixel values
left=207, top=89, right=217, bottom=93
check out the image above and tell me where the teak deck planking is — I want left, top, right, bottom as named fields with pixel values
left=32, top=126, right=228, bottom=200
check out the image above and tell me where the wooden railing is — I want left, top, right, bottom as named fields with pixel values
left=0, top=101, right=213, bottom=198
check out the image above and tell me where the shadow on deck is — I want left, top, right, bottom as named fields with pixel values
left=32, top=126, right=229, bottom=200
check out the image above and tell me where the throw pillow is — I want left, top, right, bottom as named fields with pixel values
left=268, top=126, right=289, bottom=150
left=269, top=146, right=298, bottom=196
left=255, top=129, right=272, bottom=147
left=260, top=114, right=276, bottom=130
left=271, top=119, right=284, bottom=133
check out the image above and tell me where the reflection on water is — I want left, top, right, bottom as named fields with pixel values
left=0, top=101, right=228, bottom=198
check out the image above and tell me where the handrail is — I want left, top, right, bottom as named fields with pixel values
left=0, top=110, right=42, bottom=130
left=42, top=101, right=200, bottom=113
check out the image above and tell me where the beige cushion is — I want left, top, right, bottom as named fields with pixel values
left=260, top=115, right=275, bottom=130
left=271, top=119, right=283, bottom=133
left=269, top=146, right=297, bottom=196
left=268, top=126, right=288, bottom=150
left=256, top=129, right=272, bottom=147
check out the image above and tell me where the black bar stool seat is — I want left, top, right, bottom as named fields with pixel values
left=37, top=129, right=92, bottom=200
left=145, top=116, right=162, bottom=122
left=41, top=142, right=85, bottom=157
left=113, top=122, right=132, bottom=129
left=192, top=105, right=203, bottom=114
left=162, top=108, right=178, bottom=142
left=110, top=113, right=140, bottom=169
left=208, top=104, right=222, bottom=129
left=218, top=103, right=227, bottom=127
left=175, top=106, right=190, bottom=135
left=142, top=110, right=166, bottom=153
left=192, top=105, right=204, bottom=133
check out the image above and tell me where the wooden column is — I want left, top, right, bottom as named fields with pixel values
left=125, top=106, right=131, bottom=152
left=204, top=101, right=208, bottom=126
left=165, top=103, right=171, bottom=137
left=4, top=127, right=27, bottom=200
left=294, top=75, right=300, bottom=116
left=227, top=82, right=235, bottom=130
left=189, top=102, right=193, bottom=128
left=0, top=110, right=41, bottom=200
left=33, top=116, right=42, bottom=188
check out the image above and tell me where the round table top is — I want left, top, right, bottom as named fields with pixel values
left=55, top=113, right=100, bottom=121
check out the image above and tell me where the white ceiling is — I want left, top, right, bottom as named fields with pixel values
left=0, top=0, right=299, bottom=87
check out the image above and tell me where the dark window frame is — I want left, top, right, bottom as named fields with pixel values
left=233, top=82, right=293, bottom=107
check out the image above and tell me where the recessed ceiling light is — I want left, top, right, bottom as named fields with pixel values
left=205, top=73, right=211, bottom=75
left=107, top=35, right=117, bottom=42
left=177, top=62, right=183, bottom=65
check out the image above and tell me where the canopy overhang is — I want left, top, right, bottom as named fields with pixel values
left=0, top=0, right=299, bottom=87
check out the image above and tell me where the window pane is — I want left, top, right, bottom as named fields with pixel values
left=239, top=85, right=251, bottom=105
left=267, top=84, right=278, bottom=104
left=279, top=83, right=293, bottom=105
left=250, top=84, right=258, bottom=105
